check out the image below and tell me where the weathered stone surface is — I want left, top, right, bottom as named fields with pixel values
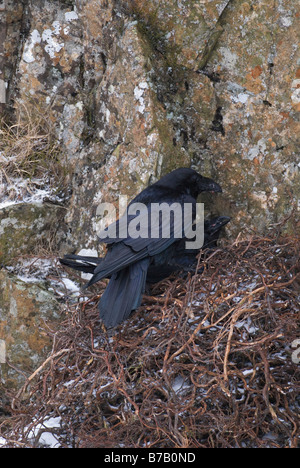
left=202, top=0, right=300, bottom=233
left=0, top=271, right=60, bottom=389
left=0, top=339, right=5, bottom=364
left=15, top=1, right=84, bottom=155
left=0, top=203, right=67, bottom=264
left=0, top=0, right=299, bottom=397
left=129, top=0, right=230, bottom=69
left=64, top=19, right=191, bottom=250
left=0, top=0, right=299, bottom=244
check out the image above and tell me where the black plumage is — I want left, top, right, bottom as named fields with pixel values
left=60, top=167, right=225, bottom=328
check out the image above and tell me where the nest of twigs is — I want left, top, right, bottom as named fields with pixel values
left=1, top=232, right=299, bottom=448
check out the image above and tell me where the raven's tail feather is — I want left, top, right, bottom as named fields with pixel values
left=59, top=254, right=103, bottom=274
left=99, top=258, right=150, bottom=328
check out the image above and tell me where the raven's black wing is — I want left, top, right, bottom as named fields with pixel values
left=146, top=216, right=231, bottom=283
left=86, top=192, right=197, bottom=288
left=99, top=258, right=150, bottom=327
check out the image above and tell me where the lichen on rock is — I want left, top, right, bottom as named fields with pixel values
left=0, top=0, right=298, bottom=244
left=0, top=270, right=60, bottom=389
left=0, top=0, right=299, bottom=417
left=0, top=202, right=67, bottom=264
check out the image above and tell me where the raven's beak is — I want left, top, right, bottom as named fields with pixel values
left=208, top=216, right=231, bottom=234
left=200, top=177, right=222, bottom=193
left=216, top=216, right=231, bottom=227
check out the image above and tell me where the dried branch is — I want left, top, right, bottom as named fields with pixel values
left=1, top=230, right=299, bottom=448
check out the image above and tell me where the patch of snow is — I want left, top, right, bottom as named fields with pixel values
left=0, top=437, right=7, bottom=447
left=0, top=176, right=63, bottom=209
left=59, top=277, right=81, bottom=295
left=63, top=379, right=76, bottom=388
left=235, top=317, right=259, bottom=335
left=26, top=417, right=62, bottom=448
left=38, top=432, right=60, bottom=448
left=134, top=86, right=144, bottom=100
left=172, top=376, right=190, bottom=395
left=52, top=21, right=61, bottom=36
left=5, top=257, right=83, bottom=300
left=139, top=81, right=148, bottom=90
left=14, top=275, right=42, bottom=284
left=0, top=199, right=16, bottom=210
left=279, top=16, right=293, bottom=28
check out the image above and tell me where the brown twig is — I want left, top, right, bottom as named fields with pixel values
left=1, top=230, right=299, bottom=448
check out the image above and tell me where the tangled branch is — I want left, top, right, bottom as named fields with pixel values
left=1, top=232, right=299, bottom=448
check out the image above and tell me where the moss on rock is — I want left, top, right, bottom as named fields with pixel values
left=0, top=270, right=60, bottom=389
left=0, top=203, right=66, bottom=264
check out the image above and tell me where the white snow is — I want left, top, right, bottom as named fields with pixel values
left=38, top=432, right=60, bottom=448
left=5, top=256, right=83, bottom=300
left=59, top=277, right=81, bottom=295
left=138, top=81, right=149, bottom=90
left=0, top=176, right=62, bottom=210
left=172, top=376, right=190, bottom=395
left=0, top=417, right=62, bottom=448
left=27, top=417, right=62, bottom=448
left=0, top=437, right=7, bottom=447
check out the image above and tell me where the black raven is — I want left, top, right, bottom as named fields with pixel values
left=60, top=167, right=223, bottom=328
left=60, top=215, right=230, bottom=281
left=146, top=215, right=231, bottom=283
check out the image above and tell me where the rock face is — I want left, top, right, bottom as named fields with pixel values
left=1, top=0, right=299, bottom=248
left=0, top=271, right=60, bottom=389
left=0, top=203, right=66, bottom=264
left=0, top=0, right=299, bottom=388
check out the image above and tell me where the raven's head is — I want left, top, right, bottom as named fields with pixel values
left=156, top=167, right=222, bottom=198
left=187, top=170, right=222, bottom=198
left=192, top=173, right=222, bottom=196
